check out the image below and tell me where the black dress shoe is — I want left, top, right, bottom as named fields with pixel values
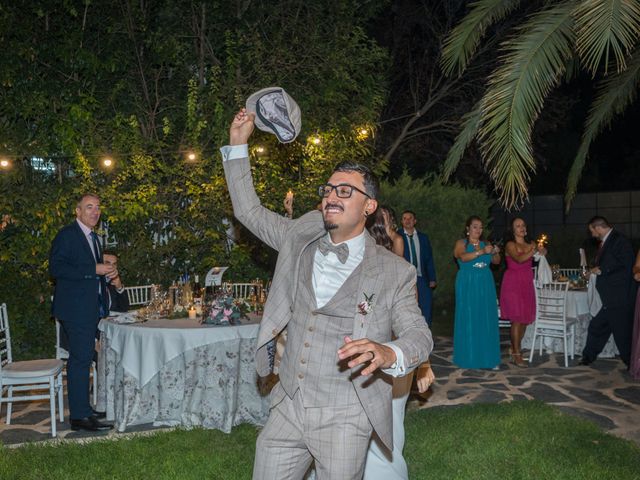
left=92, top=408, right=106, bottom=419
left=70, top=415, right=113, bottom=432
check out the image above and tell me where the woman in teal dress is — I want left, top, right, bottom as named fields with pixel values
left=453, top=216, right=502, bottom=369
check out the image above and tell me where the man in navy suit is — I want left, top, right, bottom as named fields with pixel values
left=580, top=216, right=636, bottom=367
left=49, top=193, right=114, bottom=431
left=398, top=210, right=437, bottom=325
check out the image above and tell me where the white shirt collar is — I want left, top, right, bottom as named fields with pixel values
left=76, top=218, right=93, bottom=237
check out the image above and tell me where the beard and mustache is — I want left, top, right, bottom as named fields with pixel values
left=323, top=202, right=342, bottom=231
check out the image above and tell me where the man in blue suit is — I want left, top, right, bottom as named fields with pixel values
left=399, top=210, right=437, bottom=325
left=50, top=193, right=114, bottom=432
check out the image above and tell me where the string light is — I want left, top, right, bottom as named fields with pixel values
left=0, top=159, right=10, bottom=169
left=255, top=146, right=265, bottom=154
left=308, top=136, right=321, bottom=145
left=102, top=158, right=113, bottom=168
left=186, top=152, right=197, bottom=161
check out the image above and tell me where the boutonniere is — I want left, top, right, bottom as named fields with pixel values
left=358, top=293, right=375, bottom=316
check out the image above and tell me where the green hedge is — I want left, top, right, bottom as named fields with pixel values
left=379, top=171, right=494, bottom=327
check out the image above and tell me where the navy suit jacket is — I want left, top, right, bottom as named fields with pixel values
left=595, top=229, right=635, bottom=309
left=398, top=229, right=436, bottom=283
left=49, top=221, right=107, bottom=323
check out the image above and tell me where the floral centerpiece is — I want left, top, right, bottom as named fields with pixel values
left=201, top=293, right=249, bottom=325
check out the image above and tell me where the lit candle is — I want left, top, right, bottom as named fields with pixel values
left=188, top=307, right=197, bottom=320
left=536, top=233, right=548, bottom=249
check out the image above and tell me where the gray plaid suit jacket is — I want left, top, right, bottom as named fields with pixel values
left=223, top=155, right=433, bottom=449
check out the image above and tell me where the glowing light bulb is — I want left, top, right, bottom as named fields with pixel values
left=187, top=152, right=197, bottom=161
left=102, top=158, right=113, bottom=168
left=0, top=159, right=9, bottom=168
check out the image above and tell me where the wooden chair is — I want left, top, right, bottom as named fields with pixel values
left=528, top=281, right=576, bottom=367
left=222, top=282, right=260, bottom=300
left=124, top=285, right=153, bottom=307
left=1, top=303, right=64, bottom=437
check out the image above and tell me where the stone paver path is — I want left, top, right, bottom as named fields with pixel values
left=2, top=336, right=639, bottom=446
left=409, top=336, right=640, bottom=446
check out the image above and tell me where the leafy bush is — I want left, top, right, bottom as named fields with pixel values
left=379, top=171, right=494, bottom=325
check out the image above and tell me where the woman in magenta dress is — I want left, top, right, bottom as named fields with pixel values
left=499, top=217, right=545, bottom=367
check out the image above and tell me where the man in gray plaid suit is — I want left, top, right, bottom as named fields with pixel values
left=221, top=109, right=433, bottom=480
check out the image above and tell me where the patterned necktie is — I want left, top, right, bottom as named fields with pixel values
left=408, top=234, right=418, bottom=270
left=595, top=240, right=603, bottom=266
left=91, top=232, right=108, bottom=317
left=90, top=231, right=103, bottom=263
left=317, top=236, right=349, bottom=264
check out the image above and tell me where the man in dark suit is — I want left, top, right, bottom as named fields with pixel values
left=49, top=193, right=114, bottom=431
left=398, top=210, right=437, bottom=325
left=581, top=216, right=636, bottom=367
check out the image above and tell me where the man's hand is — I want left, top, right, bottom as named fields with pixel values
left=416, top=362, right=435, bottom=393
left=591, top=266, right=601, bottom=275
left=338, top=336, right=397, bottom=376
left=283, top=191, right=294, bottom=218
left=108, top=271, right=123, bottom=289
left=96, top=263, right=116, bottom=276
left=230, top=108, right=255, bottom=145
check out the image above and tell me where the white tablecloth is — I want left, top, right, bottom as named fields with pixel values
left=97, top=316, right=271, bottom=432
left=522, top=290, right=619, bottom=358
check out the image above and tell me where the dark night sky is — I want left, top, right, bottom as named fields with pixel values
left=530, top=78, right=640, bottom=195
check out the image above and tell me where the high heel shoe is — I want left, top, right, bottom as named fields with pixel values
left=511, top=352, right=528, bottom=367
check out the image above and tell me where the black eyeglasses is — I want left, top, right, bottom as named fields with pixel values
left=317, top=183, right=371, bottom=199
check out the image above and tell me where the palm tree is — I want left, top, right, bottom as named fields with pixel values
left=440, top=0, right=640, bottom=210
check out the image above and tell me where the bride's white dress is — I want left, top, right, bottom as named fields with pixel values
left=362, top=371, right=414, bottom=480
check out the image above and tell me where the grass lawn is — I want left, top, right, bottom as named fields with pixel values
left=1, top=401, right=638, bottom=479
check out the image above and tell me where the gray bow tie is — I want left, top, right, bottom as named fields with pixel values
left=318, top=236, right=349, bottom=264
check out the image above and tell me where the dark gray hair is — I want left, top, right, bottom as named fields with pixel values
left=332, top=161, right=379, bottom=199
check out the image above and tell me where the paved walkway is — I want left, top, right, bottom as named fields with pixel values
left=2, top=336, right=639, bottom=447
left=409, top=336, right=640, bottom=446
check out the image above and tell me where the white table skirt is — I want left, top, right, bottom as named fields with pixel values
left=97, top=317, right=270, bottom=432
left=522, top=291, right=619, bottom=358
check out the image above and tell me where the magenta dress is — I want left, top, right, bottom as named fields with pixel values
left=631, top=288, right=640, bottom=380
left=499, top=257, right=536, bottom=324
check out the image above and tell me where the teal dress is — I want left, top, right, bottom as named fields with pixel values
left=453, top=241, right=501, bottom=369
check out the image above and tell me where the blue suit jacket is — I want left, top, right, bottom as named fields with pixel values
left=49, top=221, right=107, bottom=323
left=398, top=229, right=436, bottom=283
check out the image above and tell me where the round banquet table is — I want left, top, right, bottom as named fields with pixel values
left=96, top=315, right=271, bottom=432
left=521, top=290, right=619, bottom=358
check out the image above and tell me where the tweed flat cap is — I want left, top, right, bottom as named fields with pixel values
left=246, top=87, right=301, bottom=143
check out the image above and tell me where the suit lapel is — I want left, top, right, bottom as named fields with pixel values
left=352, top=236, right=384, bottom=339
left=73, top=221, right=96, bottom=263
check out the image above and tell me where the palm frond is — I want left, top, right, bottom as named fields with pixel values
left=478, top=2, right=575, bottom=209
left=441, top=0, right=523, bottom=77
left=565, top=47, right=640, bottom=210
left=574, top=0, right=640, bottom=76
left=440, top=102, right=482, bottom=182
